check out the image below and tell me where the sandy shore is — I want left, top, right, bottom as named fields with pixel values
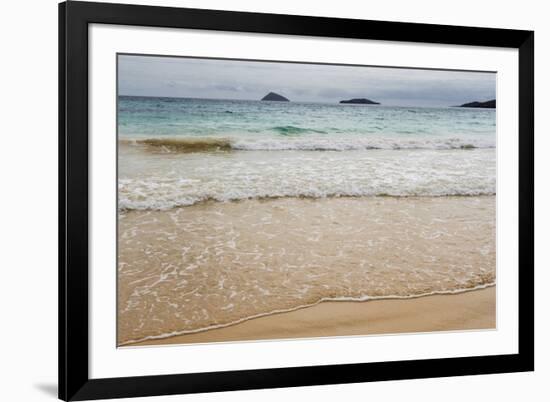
left=118, top=196, right=495, bottom=345
left=127, top=286, right=495, bottom=346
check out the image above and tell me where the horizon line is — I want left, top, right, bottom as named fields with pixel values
left=117, top=94, right=496, bottom=108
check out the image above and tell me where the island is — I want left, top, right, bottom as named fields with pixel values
left=339, top=98, right=380, bottom=105
left=456, top=99, right=496, bottom=108
left=261, top=92, right=290, bottom=102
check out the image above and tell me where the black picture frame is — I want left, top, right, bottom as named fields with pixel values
left=59, top=1, right=534, bottom=400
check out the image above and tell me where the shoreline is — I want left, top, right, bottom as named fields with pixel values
left=124, top=286, right=495, bottom=347
left=118, top=192, right=497, bottom=213
left=118, top=195, right=495, bottom=346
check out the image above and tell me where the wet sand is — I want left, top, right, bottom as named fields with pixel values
left=118, top=196, right=495, bottom=346
left=128, top=286, right=495, bottom=346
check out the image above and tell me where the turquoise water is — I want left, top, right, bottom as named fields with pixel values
left=118, top=96, right=496, bottom=210
left=119, top=96, right=496, bottom=149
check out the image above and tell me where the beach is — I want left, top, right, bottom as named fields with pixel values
left=128, top=286, right=495, bottom=346
left=117, top=94, right=497, bottom=347
left=118, top=195, right=495, bottom=346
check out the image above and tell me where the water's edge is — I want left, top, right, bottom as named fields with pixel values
left=119, top=282, right=495, bottom=347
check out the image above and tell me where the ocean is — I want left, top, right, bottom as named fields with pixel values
left=118, top=96, right=496, bottom=211
left=117, top=95, right=496, bottom=345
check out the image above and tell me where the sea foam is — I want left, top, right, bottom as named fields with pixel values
left=118, top=146, right=496, bottom=210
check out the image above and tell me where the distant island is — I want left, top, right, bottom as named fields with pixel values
left=456, top=99, right=496, bottom=108
left=261, top=92, right=290, bottom=102
left=339, top=98, right=380, bottom=105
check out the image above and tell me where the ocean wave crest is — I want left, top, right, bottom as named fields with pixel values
left=121, top=138, right=233, bottom=152
left=120, top=136, right=495, bottom=153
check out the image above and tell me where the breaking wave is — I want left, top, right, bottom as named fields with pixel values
left=120, top=136, right=494, bottom=153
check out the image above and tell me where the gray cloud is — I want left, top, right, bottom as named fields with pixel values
left=118, top=55, right=496, bottom=107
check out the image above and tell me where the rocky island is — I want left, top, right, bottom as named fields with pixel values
left=456, top=99, right=496, bottom=108
left=339, top=98, right=380, bottom=105
left=261, top=92, right=290, bottom=102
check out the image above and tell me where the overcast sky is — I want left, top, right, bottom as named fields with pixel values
left=118, top=55, right=496, bottom=107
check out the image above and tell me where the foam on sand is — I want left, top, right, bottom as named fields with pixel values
left=117, top=195, right=496, bottom=345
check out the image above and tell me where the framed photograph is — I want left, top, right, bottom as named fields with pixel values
left=59, top=1, right=534, bottom=400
